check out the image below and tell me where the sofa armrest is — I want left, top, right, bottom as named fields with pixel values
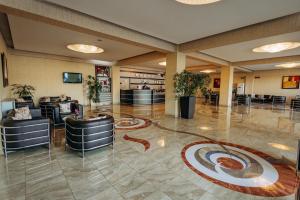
left=78, top=104, right=84, bottom=118
left=30, top=108, right=42, bottom=118
left=51, top=106, right=61, bottom=124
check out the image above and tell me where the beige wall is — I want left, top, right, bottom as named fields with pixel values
left=3, top=54, right=95, bottom=105
left=0, top=33, right=8, bottom=119
left=208, top=69, right=300, bottom=102
left=249, top=69, right=300, bottom=101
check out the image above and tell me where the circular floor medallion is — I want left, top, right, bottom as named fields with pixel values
left=181, top=141, right=299, bottom=197
left=115, top=117, right=151, bottom=130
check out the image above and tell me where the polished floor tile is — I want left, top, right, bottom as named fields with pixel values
left=0, top=102, right=299, bottom=200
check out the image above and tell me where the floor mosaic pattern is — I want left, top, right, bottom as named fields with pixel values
left=115, top=117, right=152, bottom=130
left=182, top=141, right=299, bottom=197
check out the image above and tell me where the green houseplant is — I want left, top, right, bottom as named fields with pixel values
left=86, top=75, right=102, bottom=105
left=11, top=84, right=35, bottom=99
left=174, top=70, right=210, bottom=119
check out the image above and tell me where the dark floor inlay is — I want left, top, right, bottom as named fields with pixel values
left=123, top=134, right=150, bottom=151
left=115, top=117, right=151, bottom=130
left=182, top=141, right=299, bottom=197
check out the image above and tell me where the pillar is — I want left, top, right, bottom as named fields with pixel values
left=165, top=52, right=186, bottom=117
left=219, top=65, right=234, bottom=107
left=245, top=73, right=255, bottom=96
left=111, top=66, right=120, bottom=104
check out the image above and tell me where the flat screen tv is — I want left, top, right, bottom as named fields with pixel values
left=63, top=72, right=82, bottom=83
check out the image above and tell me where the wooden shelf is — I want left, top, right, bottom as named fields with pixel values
left=121, top=76, right=164, bottom=81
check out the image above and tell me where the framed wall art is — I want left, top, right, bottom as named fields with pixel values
left=1, top=53, right=8, bottom=87
left=282, top=76, right=300, bottom=89
left=213, top=78, right=220, bottom=88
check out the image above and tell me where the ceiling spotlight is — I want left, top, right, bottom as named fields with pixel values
left=175, top=0, right=222, bottom=5
left=268, top=143, right=292, bottom=151
left=275, top=62, right=300, bottom=68
left=159, top=61, right=167, bottom=66
left=200, top=69, right=216, bottom=73
left=67, top=44, right=104, bottom=54
left=253, top=42, right=300, bottom=53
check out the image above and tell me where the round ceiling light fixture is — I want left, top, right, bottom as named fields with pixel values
left=252, top=42, right=300, bottom=53
left=175, top=0, right=222, bottom=5
left=159, top=61, right=167, bottom=66
left=67, top=44, right=104, bottom=54
left=200, top=69, right=216, bottom=73
left=275, top=62, right=300, bottom=68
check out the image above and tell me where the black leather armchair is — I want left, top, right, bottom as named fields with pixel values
left=65, top=114, right=114, bottom=157
left=1, top=108, right=50, bottom=157
left=52, top=103, right=84, bottom=126
left=40, top=102, right=83, bottom=138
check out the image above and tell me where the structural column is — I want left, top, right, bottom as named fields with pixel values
left=219, top=65, right=234, bottom=107
left=245, top=73, right=255, bottom=96
left=165, top=52, right=186, bottom=117
left=111, top=65, right=120, bottom=104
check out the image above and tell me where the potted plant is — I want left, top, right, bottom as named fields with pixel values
left=174, top=70, right=210, bottom=119
left=11, top=84, right=35, bottom=100
left=86, top=75, right=102, bottom=108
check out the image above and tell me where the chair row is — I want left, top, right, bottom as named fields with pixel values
left=1, top=108, right=114, bottom=158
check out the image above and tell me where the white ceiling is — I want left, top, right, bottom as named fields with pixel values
left=8, top=15, right=152, bottom=62
left=202, top=32, right=300, bottom=62
left=44, top=0, right=300, bottom=44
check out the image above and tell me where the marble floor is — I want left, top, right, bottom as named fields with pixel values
left=0, top=102, right=299, bottom=200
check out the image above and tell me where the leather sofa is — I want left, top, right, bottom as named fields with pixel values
left=1, top=108, right=50, bottom=157
left=65, top=114, right=114, bottom=157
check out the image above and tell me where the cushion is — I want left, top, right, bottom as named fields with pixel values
left=86, top=114, right=108, bottom=121
left=16, top=98, right=26, bottom=102
left=8, top=107, right=32, bottom=120
left=59, top=102, right=71, bottom=113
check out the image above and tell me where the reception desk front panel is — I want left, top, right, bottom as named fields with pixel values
left=120, top=90, right=165, bottom=105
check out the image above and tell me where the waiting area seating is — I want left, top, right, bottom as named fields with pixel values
left=1, top=108, right=50, bottom=157
left=210, top=93, right=219, bottom=105
left=291, top=99, right=300, bottom=111
left=65, top=114, right=115, bottom=157
left=39, top=96, right=84, bottom=138
left=236, top=95, right=251, bottom=106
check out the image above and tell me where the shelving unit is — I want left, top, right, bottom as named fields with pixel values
left=95, top=66, right=112, bottom=105
left=120, top=70, right=165, bottom=90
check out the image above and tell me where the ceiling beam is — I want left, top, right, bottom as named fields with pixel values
left=234, top=66, right=253, bottom=73
left=116, top=51, right=166, bottom=66
left=186, top=65, right=217, bottom=71
left=0, top=12, right=13, bottom=48
left=0, top=0, right=176, bottom=52
left=8, top=48, right=114, bottom=66
left=187, top=52, right=229, bottom=66
left=232, top=55, right=300, bottom=66
left=179, top=12, right=300, bottom=53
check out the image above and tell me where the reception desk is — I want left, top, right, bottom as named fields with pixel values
left=120, top=90, right=165, bottom=105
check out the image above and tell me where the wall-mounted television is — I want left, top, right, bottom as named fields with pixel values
left=63, top=72, right=82, bottom=83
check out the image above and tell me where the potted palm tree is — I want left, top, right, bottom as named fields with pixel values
left=174, top=70, right=210, bottom=119
left=11, top=84, right=35, bottom=100
left=86, top=75, right=102, bottom=108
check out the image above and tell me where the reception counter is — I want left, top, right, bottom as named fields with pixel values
left=120, top=90, right=165, bottom=105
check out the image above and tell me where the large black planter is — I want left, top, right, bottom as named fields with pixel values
left=179, top=96, right=196, bottom=119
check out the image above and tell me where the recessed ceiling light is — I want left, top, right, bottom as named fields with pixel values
left=275, top=62, right=300, bottom=68
left=253, top=42, right=300, bottom=53
left=67, top=44, right=104, bottom=54
left=200, top=69, right=216, bottom=73
left=268, top=143, right=292, bottom=151
left=199, top=126, right=212, bottom=130
left=175, top=0, right=222, bottom=5
left=159, top=61, right=167, bottom=66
